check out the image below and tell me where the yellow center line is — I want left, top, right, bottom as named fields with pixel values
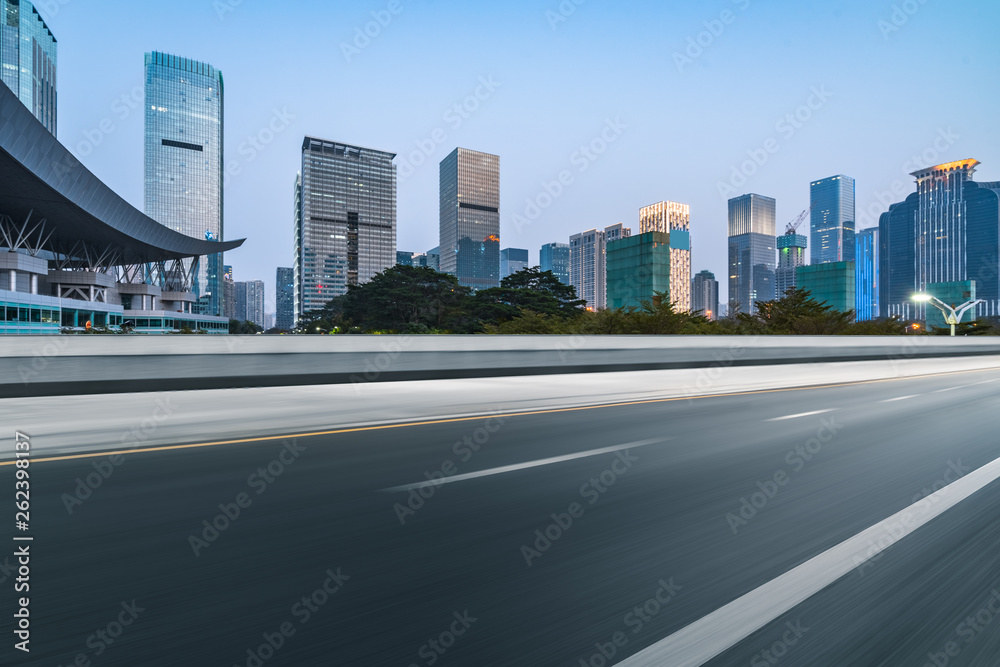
left=4, top=365, right=999, bottom=466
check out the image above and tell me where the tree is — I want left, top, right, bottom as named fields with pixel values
left=229, top=319, right=263, bottom=334
left=473, top=267, right=587, bottom=327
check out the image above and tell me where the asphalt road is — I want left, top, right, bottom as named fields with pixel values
left=3, top=366, right=1000, bottom=666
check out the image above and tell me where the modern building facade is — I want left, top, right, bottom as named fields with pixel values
left=880, top=159, right=1000, bottom=321
left=692, top=270, right=720, bottom=320
left=223, top=275, right=236, bottom=321
left=439, top=148, right=500, bottom=290
left=396, top=251, right=414, bottom=267
left=728, top=194, right=776, bottom=313
left=606, top=232, right=672, bottom=310
left=776, top=233, right=807, bottom=297
left=570, top=224, right=630, bottom=310
left=855, top=228, right=879, bottom=321
left=539, top=242, right=570, bottom=285
left=0, top=0, right=56, bottom=136
left=144, top=51, right=225, bottom=316
left=413, top=247, right=440, bottom=272
left=275, top=267, right=294, bottom=330
left=639, top=201, right=692, bottom=312
left=797, top=262, right=855, bottom=313
left=294, top=137, right=397, bottom=320
left=235, top=280, right=265, bottom=328
left=0, top=81, right=242, bottom=334
left=810, top=175, right=856, bottom=265
left=500, top=248, right=529, bottom=279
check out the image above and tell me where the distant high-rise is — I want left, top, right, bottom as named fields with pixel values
left=811, top=175, right=856, bottom=264
left=144, top=52, right=224, bottom=316
left=539, top=242, right=570, bottom=285
left=797, top=262, right=855, bottom=313
left=855, top=228, right=879, bottom=321
left=728, top=194, right=776, bottom=313
left=0, top=0, right=57, bottom=135
left=439, top=148, right=500, bottom=290
left=235, top=280, right=265, bottom=328
left=880, top=159, right=1000, bottom=320
left=223, top=275, right=236, bottom=321
left=570, top=224, right=630, bottom=310
left=776, top=233, right=808, bottom=296
left=413, top=247, right=440, bottom=273
left=639, top=202, right=692, bottom=312
left=396, top=251, right=414, bottom=267
left=500, top=248, right=529, bottom=279
left=691, top=270, right=720, bottom=320
left=294, top=138, right=397, bottom=319
left=275, top=267, right=294, bottom=330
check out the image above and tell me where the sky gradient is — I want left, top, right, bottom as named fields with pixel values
left=46, top=0, right=1000, bottom=312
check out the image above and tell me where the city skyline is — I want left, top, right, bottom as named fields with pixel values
left=45, top=1, right=1000, bottom=310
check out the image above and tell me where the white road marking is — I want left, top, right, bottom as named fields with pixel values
left=882, top=395, right=920, bottom=403
left=934, top=386, right=962, bottom=393
left=765, top=409, right=836, bottom=422
left=381, top=439, right=667, bottom=493
left=612, top=453, right=1000, bottom=667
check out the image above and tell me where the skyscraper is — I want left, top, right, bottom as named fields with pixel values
left=880, top=159, right=1000, bottom=320
left=539, top=242, right=570, bottom=285
left=570, top=224, right=630, bottom=311
left=223, top=273, right=236, bottom=321
left=234, top=280, right=265, bottom=328
left=144, top=52, right=224, bottom=316
left=810, top=175, right=856, bottom=264
left=500, top=248, right=529, bottom=279
left=413, top=247, right=440, bottom=272
left=691, top=270, right=720, bottom=320
left=855, top=228, right=879, bottom=321
left=639, top=201, right=692, bottom=312
left=439, top=148, right=500, bottom=290
left=776, top=232, right=808, bottom=296
left=0, top=0, right=56, bottom=135
left=396, top=251, right=414, bottom=267
left=728, top=194, right=776, bottom=313
left=275, top=267, right=294, bottom=330
left=294, top=138, right=397, bottom=318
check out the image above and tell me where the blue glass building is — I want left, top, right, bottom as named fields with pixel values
left=855, top=228, right=879, bottom=321
left=540, top=242, right=570, bottom=285
left=776, top=233, right=807, bottom=296
left=500, top=247, right=529, bottom=279
left=439, top=148, right=500, bottom=290
left=728, top=194, right=776, bottom=313
left=144, top=52, right=224, bottom=316
left=0, top=0, right=56, bottom=135
left=275, top=267, right=294, bottom=331
left=810, top=175, right=856, bottom=265
left=880, top=160, right=1000, bottom=321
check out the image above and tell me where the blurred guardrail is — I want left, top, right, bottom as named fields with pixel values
left=3, top=335, right=1000, bottom=398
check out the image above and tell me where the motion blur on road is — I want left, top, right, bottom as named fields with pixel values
left=3, top=349, right=1000, bottom=666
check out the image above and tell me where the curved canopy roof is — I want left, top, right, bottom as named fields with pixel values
left=0, top=84, right=244, bottom=264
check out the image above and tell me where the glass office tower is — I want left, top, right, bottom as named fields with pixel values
left=639, top=201, right=692, bottom=312
left=540, top=242, right=570, bottom=285
left=0, top=0, right=56, bottom=136
left=275, top=267, right=294, bottom=330
left=880, top=159, right=1000, bottom=320
left=500, top=248, right=529, bottom=279
left=439, top=148, right=500, bottom=290
left=855, top=228, right=879, bottom=321
left=776, top=232, right=807, bottom=296
left=728, top=194, right=776, bottom=313
left=810, top=175, right=856, bottom=264
left=144, top=52, right=224, bottom=315
left=294, top=137, right=397, bottom=317
left=691, top=270, right=720, bottom=320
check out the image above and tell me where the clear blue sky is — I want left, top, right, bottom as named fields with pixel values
left=47, top=0, right=1000, bottom=311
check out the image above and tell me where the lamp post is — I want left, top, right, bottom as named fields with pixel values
left=911, top=293, right=983, bottom=337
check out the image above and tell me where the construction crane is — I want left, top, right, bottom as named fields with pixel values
left=784, top=207, right=810, bottom=235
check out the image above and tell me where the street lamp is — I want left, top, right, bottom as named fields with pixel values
left=911, top=293, right=984, bottom=337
